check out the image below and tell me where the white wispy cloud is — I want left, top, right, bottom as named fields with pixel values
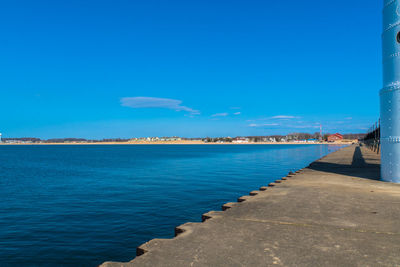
left=271, top=115, right=296, bottom=119
left=121, top=97, right=200, bottom=115
left=211, top=113, right=229, bottom=117
left=249, top=123, right=279, bottom=127
left=234, top=112, right=241, bottom=115
left=246, top=114, right=372, bottom=133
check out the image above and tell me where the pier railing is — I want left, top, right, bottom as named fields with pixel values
left=362, top=120, right=380, bottom=153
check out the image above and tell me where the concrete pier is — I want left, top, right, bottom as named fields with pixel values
left=101, top=145, right=400, bottom=266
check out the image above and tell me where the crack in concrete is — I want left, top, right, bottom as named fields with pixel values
left=234, top=218, right=400, bottom=236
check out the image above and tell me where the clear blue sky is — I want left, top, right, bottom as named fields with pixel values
left=0, top=0, right=382, bottom=139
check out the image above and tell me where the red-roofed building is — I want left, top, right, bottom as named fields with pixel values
left=327, top=133, right=343, bottom=142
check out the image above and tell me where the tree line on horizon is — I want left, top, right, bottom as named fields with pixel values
left=190, top=132, right=365, bottom=143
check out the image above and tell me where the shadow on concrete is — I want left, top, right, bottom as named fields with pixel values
left=308, top=146, right=380, bottom=180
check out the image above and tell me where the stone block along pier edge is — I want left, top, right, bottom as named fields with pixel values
left=101, top=145, right=400, bottom=267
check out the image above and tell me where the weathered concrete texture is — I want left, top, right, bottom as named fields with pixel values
left=101, top=145, right=400, bottom=267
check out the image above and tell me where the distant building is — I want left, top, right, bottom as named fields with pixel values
left=232, top=137, right=249, bottom=143
left=327, top=133, right=343, bottom=142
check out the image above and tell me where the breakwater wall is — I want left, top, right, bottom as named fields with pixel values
left=101, top=145, right=400, bottom=266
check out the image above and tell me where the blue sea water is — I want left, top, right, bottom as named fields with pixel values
left=0, top=144, right=344, bottom=266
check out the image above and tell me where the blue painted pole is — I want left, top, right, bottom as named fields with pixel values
left=381, top=0, right=400, bottom=183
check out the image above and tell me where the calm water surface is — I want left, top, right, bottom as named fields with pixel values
left=0, top=144, right=345, bottom=266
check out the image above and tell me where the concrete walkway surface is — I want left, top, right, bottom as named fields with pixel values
left=101, top=145, right=400, bottom=267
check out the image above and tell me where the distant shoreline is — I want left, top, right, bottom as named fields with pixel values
left=0, top=141, right=354, bottom=145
